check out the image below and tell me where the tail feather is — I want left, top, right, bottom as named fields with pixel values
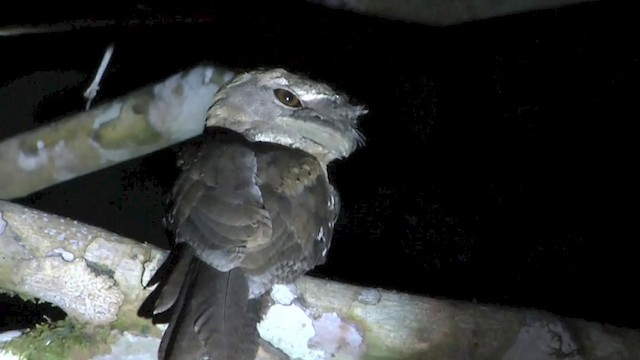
left=151, top=245, right=261, bottom=360
left=153, top=244, right=195, bottom=315
left=155, top=245, right=200, bottom=359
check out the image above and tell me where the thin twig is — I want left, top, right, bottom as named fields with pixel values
left=84, top=43, right=115, bottom=110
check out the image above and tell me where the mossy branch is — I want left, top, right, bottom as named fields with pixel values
left=0, top=65, right=235, bottom=200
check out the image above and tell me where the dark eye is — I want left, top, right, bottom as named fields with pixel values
left=274, top=88, right=302, bottom=108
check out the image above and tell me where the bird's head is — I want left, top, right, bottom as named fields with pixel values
left=206, top=68, right=367, bottom=166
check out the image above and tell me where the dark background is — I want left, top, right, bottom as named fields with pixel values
left=1, top=0, right=637, bottom=331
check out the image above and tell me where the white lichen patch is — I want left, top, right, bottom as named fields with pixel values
left=0, top=350, right=20, bottom=360
left=309, top=313, right=364, bottom=359
left=48, top=247, right=75, bottom=262
left=257, top=304, right=326, bottom=360
left=503, top=320, right=582, bottom=360
left=149, top=66, right=223, bottom=138
left=51, top=140, right=81, bottom=181
left=356, top=288, right=381, bottom=305
left=16, top=146, right=49, bottom=171
left=0, top=212, right=6, bottom=235
left=4, top=205, right=89, bottom=257
left=92, top=331, right=159, bottom=360
left=14, top=257, right=123, bottom=325
left=14, top=137, right=79, bottom=180
left=0, top=330, right=24, bottom=343
left=93, top=101, right=125, bottom=129
left=204, top=67, right=214, bottom=84
left=587, top=325, right=629, bottom=358
left=0, top=332, right=23, bottom=360
left=270, top=284, right=299, bottom=305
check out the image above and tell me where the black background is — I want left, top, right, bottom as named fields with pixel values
left=1, top=0, right=638, bottom=331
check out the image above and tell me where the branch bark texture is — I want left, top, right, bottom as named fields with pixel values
left=0, top=65, right=235, bottom=200
left=1, top=200, right=639, bottom=359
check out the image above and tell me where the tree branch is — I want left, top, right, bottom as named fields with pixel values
left=1, top=200, right=639, bottom=359
left=0, top=200, right=164, bottom=328
left=308, top=0, right=599, bottom=26
left=0, top=65, right=235, bottom=200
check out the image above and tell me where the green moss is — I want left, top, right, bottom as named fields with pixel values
left=3, top=318, right=112, bottom=360
left=92, top=95, right=163, bottom=148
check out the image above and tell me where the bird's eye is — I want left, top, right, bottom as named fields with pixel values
left=274, top=88, right=302, bottom=108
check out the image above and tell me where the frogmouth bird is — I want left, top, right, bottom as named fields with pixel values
left=143, top=68, right=366, bottom=359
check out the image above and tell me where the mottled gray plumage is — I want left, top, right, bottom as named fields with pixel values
left=145, top=68, right=366, bottom=360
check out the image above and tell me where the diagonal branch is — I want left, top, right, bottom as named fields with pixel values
left=0, top=65, right=235, bottom=200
